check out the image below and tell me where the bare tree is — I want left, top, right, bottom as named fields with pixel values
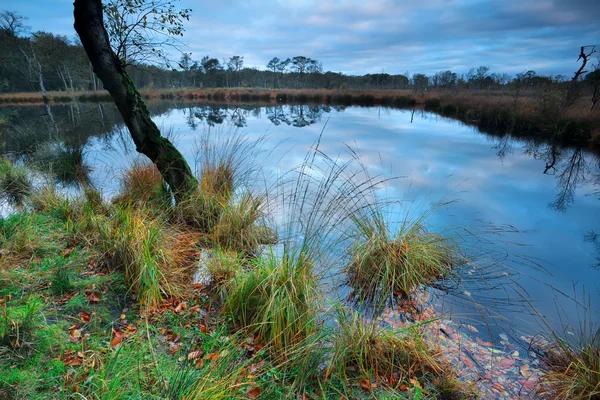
left=565, top=45, right=597, bottom=107
left=1, top=11, right=57, bottom=133
left=74, top=0, right=196, bottom=200
left=103, top=0, right=191, bottom=66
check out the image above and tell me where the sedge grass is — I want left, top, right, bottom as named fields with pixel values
left=326, top=306, right=442, bottom=386
left=223, top=250, right=320, bottom=357
left=113, top=160, right=173, bottom=211
left=0, top=158, right=31, bottom=207
left=347, top=205, right=456, bottom=306
left=536, top=296, right=600, bottom=399
left=98, top=206, right=199, bottom=309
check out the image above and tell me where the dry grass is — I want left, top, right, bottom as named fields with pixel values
left=98, top=206, right=199, bottom=309
left=326, top=307, right=475, bottom=397
left=540, top=327, right=600, bottom=399
left=113, top=161, right=172, bottom=210
left=212, top=193, right=269, bottom=253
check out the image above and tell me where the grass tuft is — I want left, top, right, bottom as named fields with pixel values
left=540, top=326, right=600, bottom=399
left=98, top=206, right=199, bottom=309
left=223, top=250, right=319, bottom=356
left=326, top=307, right=442, bottom=386
left=347, top=208, right=455, bottom=305
left=114, top=161, right=172, bottom=211
left=212, top=193, right=269, bottom=253
left=0, top=158, right=31, bottom=207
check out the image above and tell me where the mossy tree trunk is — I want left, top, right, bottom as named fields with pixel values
left=73, top=0, right=197, bottom=201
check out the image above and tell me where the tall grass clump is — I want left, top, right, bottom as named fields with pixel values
left=326, top=307, right=474, bottom=397
left=327, top=308, right=432, bottom=385
left=223, top=250, right=320, bottom=356
left=212, top=193, right=271, bottom=253
left=175, top=128, right=266, bottom=234
left=347, top=206, right=456, bottom=305
left=537, top=301, right=600, bottom=399
left=0, top=158, right=31, bottom=206
left=114, top=160, right=172, bottom=211
left=99, top=207, right=199, bottom=308
left=33, top=143, right=91, bottom=186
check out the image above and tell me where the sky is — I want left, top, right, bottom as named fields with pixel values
left=3, top=0, right=600, bottom=77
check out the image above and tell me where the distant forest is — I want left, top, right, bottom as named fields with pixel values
left=1, top=11, right=598, bottom=95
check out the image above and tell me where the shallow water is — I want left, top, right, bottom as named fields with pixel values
left=3, top=102, right=600, bottom=340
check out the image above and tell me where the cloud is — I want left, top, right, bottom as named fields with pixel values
left=3, top=0, right=598, bottom=76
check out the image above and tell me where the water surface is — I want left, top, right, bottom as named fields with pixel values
left=3, top=102, right=599, bottom=338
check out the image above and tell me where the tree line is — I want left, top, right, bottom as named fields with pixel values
left=1, top=9, right=599, bottom=101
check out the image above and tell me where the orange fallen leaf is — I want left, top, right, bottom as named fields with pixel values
left=199, top=324, right=208, bottom=333
left=208, top=353, right=219, bottom=361
left=360, top=379, right=372, bottom=391
left=87, top=291, right=101, bottom=303
left=246, top=386, right=261, bottom=399
left=64, top=358, right=82, bottom=366
left=80, top=312, right=91, bottom=323
left=399, top=384, right=408, bottom=391
left=110, top=336, right=122, bottom=347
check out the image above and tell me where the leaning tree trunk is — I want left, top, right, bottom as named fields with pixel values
left=73, top=0, right=197, bottom=200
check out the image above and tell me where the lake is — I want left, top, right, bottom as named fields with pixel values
left=2, top=101, right=599, bottom=340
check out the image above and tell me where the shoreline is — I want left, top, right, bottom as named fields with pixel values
left=2, top=88, right=598, bottom=149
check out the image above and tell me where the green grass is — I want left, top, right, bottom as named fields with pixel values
left=325, top=306, right=475, bottom=398
left=212, top=193, right=270, bottom=253
left=223, top=250, right=320, bottom=357
left=347, top=207, right=456, bottom=306
left=97, top=206, right=198, bottom=309
left=0, top=158, right=31, bottom=206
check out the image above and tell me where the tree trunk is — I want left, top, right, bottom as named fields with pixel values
left=73, top=0, right=197, bottom=201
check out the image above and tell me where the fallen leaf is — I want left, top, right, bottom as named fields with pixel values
left=360, top=379, right=372, bottom=391
left=87, top=291, right=101, bottom=303
left=120, top=314, right=126, bottom=320
left=188, top=351, right=202, bottom=360
left=246, top=386, right=261, bottom=399
left=399, top=384, right=408, bottom=391
left=199, top=324, right=208, bottom=333
left=208, top=353, right=219, bottom=361
left=110, top=336, right=122, bottom=348
left=80, top=312, right=91, bottom=323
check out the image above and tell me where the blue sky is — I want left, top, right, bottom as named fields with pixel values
left=4, top=0, right=599, bottom=76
